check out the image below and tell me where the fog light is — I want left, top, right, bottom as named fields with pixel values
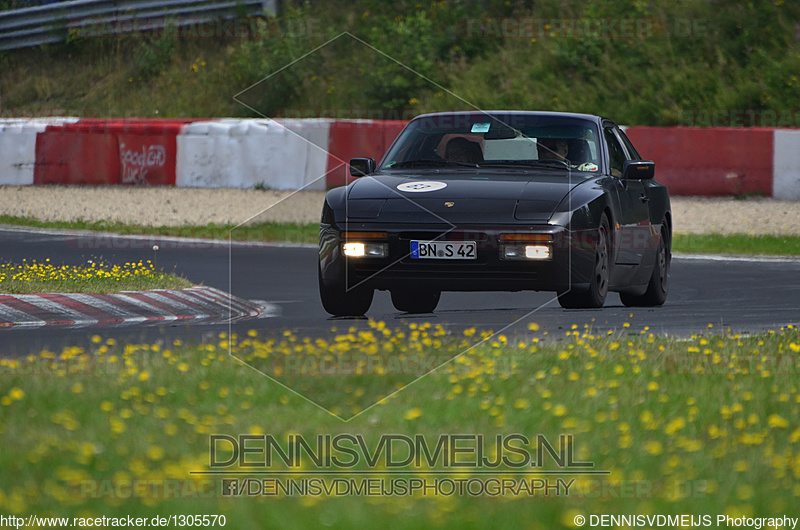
left=501, top=244, right=551, bottom=260
left=343, top=242, right=387, bottom=258
left=525, top=245, right=551, bottom=260
left=343, top=242, right=365, bottom=257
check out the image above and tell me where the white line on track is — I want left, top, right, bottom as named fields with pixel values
left=0, top=225, right=317, bottom=249
left=673, top=252, right=800, bottom=263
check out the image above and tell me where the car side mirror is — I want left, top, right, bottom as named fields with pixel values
left=350, top=158, right=376, bottom=177
left=622, top=160, right=655, bottom=180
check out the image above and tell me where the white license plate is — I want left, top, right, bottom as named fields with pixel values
left=410, top=240, right=476, bottom=260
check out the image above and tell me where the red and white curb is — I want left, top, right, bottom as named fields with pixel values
left=0, top=286, right=278, bottom=329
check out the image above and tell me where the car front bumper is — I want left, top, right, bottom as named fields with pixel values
left=319, top=223, right=600, bottom=293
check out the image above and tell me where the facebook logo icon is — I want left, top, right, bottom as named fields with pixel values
left=221, top=479, right=238, bottom=496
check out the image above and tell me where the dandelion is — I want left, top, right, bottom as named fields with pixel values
left=404, top=407, right=423, bottom=420
left=768, top=414, right=789, bottom=428
left=645, top=441, right=663, bottom=455
left=146, top=446, right=165, bottom=461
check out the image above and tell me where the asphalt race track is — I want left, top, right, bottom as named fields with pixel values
left=1, top=227, right=799, bottom=355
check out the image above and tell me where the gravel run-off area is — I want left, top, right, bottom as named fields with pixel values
left=0, top=186, right=799, bottom=235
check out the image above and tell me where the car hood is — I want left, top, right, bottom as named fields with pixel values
left=346, top=173, right=586, bottom=223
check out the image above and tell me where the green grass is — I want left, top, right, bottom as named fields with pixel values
left=1, top=322, right=799, bottom=527
left=0, top=259, right=192, bottom=294
left=0, top=215, right=319, bottom=245
left=673, top=233, right=800, bottom=256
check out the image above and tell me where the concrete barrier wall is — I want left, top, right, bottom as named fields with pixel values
left=773, top=130, right=800, bottom=200
left=0, top=118, right=78, bottom=185
left=1, top=118, right=799, bottom=198
left=624, top=127, right=774, bottom=196
left=33, top=119, right=192, bottom=186
left=325, top=119, right=406, bottom=188
left=175, top=119, right=328, bottom=189
left=0, top=117, right=399, bottom=191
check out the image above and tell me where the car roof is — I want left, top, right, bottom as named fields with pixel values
left=411, top=110, right=609, bottom=126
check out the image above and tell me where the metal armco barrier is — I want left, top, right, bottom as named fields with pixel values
left=0, top=0, right=277, bottom=50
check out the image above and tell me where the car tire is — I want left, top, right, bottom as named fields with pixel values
left=620, top=222, right=670, bottom=307
left=318, top=269, right=374, bottom=316
left=558, top=213, right=611, bottom=309
left=391, top=289, right=441, bottom=314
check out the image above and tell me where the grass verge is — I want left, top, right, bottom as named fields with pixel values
left=673, top=233, right=800, bottom=257
left=4, top=215, right=800, bottom=256
left=1, top=322, right=799, bottom=526
left=0, top=215, right=319, bottom=245
left=0, top=259, right=192, bottom=294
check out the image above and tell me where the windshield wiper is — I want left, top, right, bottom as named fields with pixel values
left=388, top=159, right=478, bottom=169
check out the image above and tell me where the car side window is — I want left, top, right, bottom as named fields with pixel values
left=616, top=128, right=642, bottom=160
left=604, top=127, right=627, bottom=177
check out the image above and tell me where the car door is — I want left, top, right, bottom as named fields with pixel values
left=604, top=124, right=650, bottom=265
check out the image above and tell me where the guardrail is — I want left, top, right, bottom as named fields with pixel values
left=0, top=0, right=277, bottom=50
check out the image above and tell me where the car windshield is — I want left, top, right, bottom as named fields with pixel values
left=381, top=113, right=601, bottom=174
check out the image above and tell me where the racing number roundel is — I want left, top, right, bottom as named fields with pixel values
left=397, top=181, right=448, bottom=193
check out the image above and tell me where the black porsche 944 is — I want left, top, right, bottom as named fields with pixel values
left=318, top=111, right=671, bottom=316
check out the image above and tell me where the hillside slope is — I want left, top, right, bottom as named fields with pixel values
left=1, top=0, right=799, bottom=126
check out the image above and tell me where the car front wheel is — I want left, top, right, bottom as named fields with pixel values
left=620, top=222, right=670, bottom=307
left=318, top=269, right=374, bottom=316
left=558, top=213, right=611, bottom=309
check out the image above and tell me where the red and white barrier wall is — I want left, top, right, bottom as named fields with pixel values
left=0, top=118, right=798, bottom=197
left=0, top=117, right=404, bottom=190
left=0, top=118, right=79, bottom=185
left=625, top=127, right=800, bottom=199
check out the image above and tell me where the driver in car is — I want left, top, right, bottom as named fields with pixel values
left=537, top=138, right=569, bottom=162
left=537, top=138, right=597, bottom=171
left=445, top=137, right=483, bottom=165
